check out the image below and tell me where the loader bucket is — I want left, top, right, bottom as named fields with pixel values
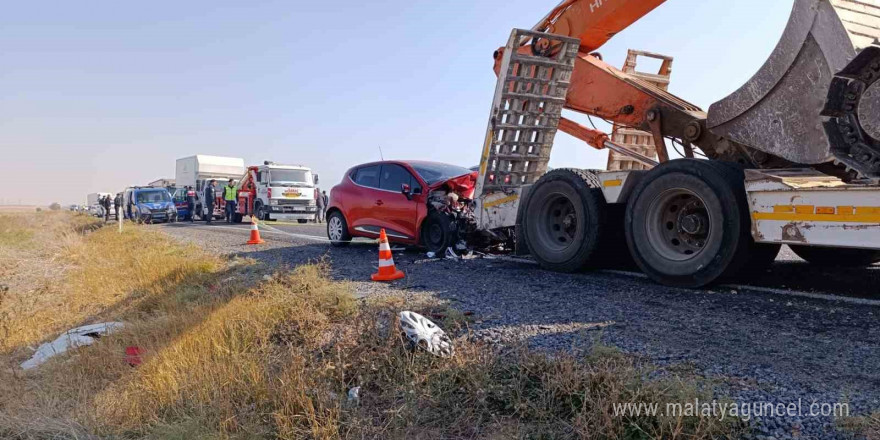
left=707, top=0, right=879, bottom=165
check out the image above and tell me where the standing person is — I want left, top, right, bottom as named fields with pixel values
left=314, top=187, right=325, bottom=223
left=102, top=195, right=111, bottom=221
left=204, top=180, right=217, bottom=224
left=185, top=186, right=196, bottom=223
left=223, top=179, right=237, bottom=223
left=322, top=191, right=329, bottom=222
left=114, top=192, right=122, bottom=220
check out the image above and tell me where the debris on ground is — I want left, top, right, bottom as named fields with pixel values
left=398, top=311, right=453, bottom=357
left=21, top=322, right=125, bottom=370
left=125, top=346, right=145, bottom=366
left=347, top=386, right=360, bottom=406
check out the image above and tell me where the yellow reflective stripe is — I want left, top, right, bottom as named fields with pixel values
left=483, top=194, right=518, bottom=208
left=753, top=205, right=880, bottom=223
left=603, top=179, right=622, bottom=187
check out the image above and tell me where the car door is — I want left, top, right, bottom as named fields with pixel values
left=347, top=164, right=383, bottom=232
left=376, top=163, right=421, bottom=241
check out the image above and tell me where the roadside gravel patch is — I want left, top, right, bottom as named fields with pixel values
left=157, top=223, right=880, bottom=439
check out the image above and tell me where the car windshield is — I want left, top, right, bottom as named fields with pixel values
left=410, top=163, right=471, bottom=185
left=270, top=169, right=311, bottom=187
left=135, top=190, right=171, bottom=204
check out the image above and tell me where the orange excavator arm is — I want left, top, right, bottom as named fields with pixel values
left=532, top=0, right=666, bottom=53
left=495, top=0, right=770, bottom=167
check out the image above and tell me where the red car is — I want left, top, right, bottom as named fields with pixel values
left=326, top=160, right=478, bottom=253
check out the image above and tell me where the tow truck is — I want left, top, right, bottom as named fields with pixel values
left=235, top=161, right=319, bottom=224
left=474, top=0, right=880, bottom=287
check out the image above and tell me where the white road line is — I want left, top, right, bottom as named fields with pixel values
left=175, top=223, right=333, bottom=243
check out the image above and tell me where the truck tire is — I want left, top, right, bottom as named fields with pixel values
left=421, top=210, right=456, bottom=254
left=255, top=202, right=271, bottom=221
left=789, top=245, right=880, bottom=267
left=522, top=168, right=606, bottom=273
left=625, top=159, right=752, bottom=288
left=327, top=211, right=351, bottom=247
left=233, top=212, right=243, bottom=223
left=297, top=219, right=308, bottom=224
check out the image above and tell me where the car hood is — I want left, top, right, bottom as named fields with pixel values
left=427, top=172, right=478, bottom=199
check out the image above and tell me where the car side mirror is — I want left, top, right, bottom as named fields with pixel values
left=401, top=183, right=413, bottom=200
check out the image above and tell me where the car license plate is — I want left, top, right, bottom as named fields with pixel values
left=292, top=206, right=305, bottom=211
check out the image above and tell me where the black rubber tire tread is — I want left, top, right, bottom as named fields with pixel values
left=789, top=245, right=880, bottom=267
left=522, top=168, right=607, bottom=273
left=625, top=159, right=752, bottom=288
left=327, top=211, right=351, bottom=247
left=702, top=161, right=781, bottom=275
left=421, top=210, right=457, bottom=254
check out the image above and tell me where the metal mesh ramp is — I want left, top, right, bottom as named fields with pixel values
left=476, top=29, right=580, bottom=196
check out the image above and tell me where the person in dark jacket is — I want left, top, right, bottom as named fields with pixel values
left=204, top=180, right=217, bottom=224
left=113, top=193, right=122, bottom=220
left=102, top=195, right=112, bottom=221
left=185, top=186, right=196, bottom=223
left=314, top=187, right=325, bottom=223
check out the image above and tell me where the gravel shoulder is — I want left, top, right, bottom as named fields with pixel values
left=157, top=221, right=880, bottom=439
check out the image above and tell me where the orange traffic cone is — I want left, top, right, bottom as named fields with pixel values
left=371, top=229, right=404, bottom=281
left=247, top=216, right=265, bottom=245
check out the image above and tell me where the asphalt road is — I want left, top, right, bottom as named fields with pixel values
left=165, top=218, right=880, bottom=300
left=156, top=219, right=880, bottom=439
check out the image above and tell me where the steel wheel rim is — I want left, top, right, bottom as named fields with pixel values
left=328, top=216, right=343, bottom=241
left=536, top=192, right=578, bottom=252
left=645, top=188, right=713, bottom=262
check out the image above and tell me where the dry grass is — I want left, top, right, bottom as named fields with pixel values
left=0, top=212, right=749, bottom=439
left=839, top=412, right=880, bottom=439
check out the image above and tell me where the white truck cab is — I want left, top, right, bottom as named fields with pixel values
left=242, top=162, right=319, bottom=223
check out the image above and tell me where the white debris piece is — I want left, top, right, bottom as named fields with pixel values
left=398, top=311, right=453, bottom=357
left=347, top=386, right=360, bottom=406
left=444, top=247, right=459, bottom=259
left=426, top=251, right=436, bottom=258
left=21, top=322, right=125, bottom=370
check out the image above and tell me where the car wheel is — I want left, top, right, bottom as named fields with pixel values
left=327, top=211, right=351, bottom=246
left=789, top=245, right=880, bottom=267
left=625, top=159, right=751, bottom=288
left=421, top=210, right=456, bottom=254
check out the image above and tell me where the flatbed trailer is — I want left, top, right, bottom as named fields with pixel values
left=475, top=21, right=880, bottom=288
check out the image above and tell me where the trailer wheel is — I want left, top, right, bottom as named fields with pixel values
left=327, top=211, right=351, bottom=247
left=522, top=168, right=606, bottom=273
left=625, top=159, right=751, bottom=288
left=789, top=245, right=880, bottom=267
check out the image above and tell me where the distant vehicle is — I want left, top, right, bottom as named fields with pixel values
left=123, top=187, right=177, bottom=224
left=326, top=160, right=477, bottom=253
left=175, top=155, right=245, bottom=220
left=236, top=162, right=319, bottom=224
left=169, top=188, right=192, bottom=220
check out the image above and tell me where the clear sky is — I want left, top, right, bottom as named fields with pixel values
left=1, top=0, right=794, bottom=206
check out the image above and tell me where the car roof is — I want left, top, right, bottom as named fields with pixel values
left=352, top=159, right=465, bottom=168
